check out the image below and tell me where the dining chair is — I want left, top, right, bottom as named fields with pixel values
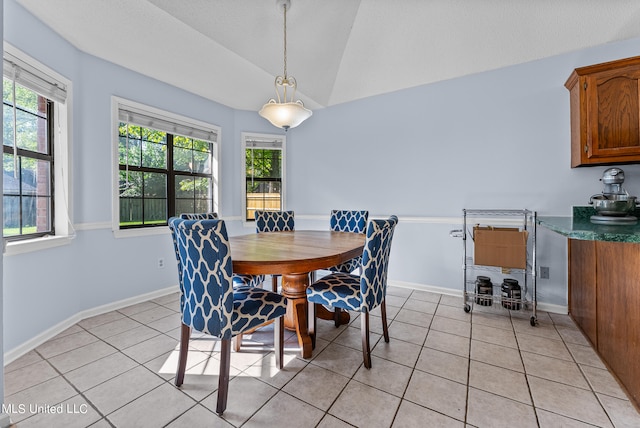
left=178, top=213, right=267, bottom=351
left=180, top=212, right=265, bottom=288
left=254, top=210, right=295, bottom=233
left=169, top=217, right=287, bottom=415
left=179, top=212, right=218, bottom=220
left=254, top=210, right=295, bottom=292
left=327, top=210, right=369, bottom=274
left=316, top=210, right=369, bottom=327
left=306, top=215, right=398, bottom=368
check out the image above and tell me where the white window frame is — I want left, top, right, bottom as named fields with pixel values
left=3, top=43, right=73, bottom=256
left=241, top=132, right=286, bottom=227
left=111, top=97, right=221, bottom=238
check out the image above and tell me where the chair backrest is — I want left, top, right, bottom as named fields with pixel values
left=330, top=210, right=369, bottom=234
left=254, top=210, right=295, bottom=233
left=169, top=218, right=234, bottom=339
left=180, top=212, right=218, bottom=220
left=360, top=215, right=399, bottom=311
left=171, top=213, right=220, bottom=308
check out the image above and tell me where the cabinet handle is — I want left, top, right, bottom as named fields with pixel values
left=584, top=144, right=589, bottom=153
left=584, top=82, right=587, bottom=90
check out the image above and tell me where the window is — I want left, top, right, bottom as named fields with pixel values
left=2, top=46, right=70, bottom=246
left=241, top=133, right=285, bottom=222
left=114, top=99, right=219, bottom=233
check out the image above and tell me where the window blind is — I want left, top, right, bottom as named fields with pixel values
left=245, top=138, right=283, bottom=149
left=3, top=52, right=67, bottom=104
left=119, top=107, right=217, bottom=142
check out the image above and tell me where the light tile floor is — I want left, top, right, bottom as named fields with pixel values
left=5, top=286, right=640, bottom=427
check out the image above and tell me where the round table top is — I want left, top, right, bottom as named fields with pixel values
left=229, top=230, right=365, bottom=275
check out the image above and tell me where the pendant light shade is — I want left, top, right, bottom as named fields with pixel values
left=259, top=0, right=312, bottom=131
left=259, top=99, right=311, bottom=131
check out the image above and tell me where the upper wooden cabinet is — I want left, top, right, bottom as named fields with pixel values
left=566, top=56, right=640, bottom=167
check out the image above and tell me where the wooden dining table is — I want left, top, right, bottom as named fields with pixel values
left=229, top=230, right=365, bottom=358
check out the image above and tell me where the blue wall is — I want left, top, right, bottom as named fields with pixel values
left=4, top=0, right=640, bottom=355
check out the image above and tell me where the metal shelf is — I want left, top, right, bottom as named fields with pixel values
left=455, top=209, right=538, bottom=326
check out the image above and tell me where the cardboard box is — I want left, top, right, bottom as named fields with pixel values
left=473, top=226, right=528, bottom=269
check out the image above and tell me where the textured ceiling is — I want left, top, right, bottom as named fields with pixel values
left=16, top=0, right=640, bottom=111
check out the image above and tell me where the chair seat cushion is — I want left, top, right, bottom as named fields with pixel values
left=306, top=272, right=361, bottom=311
left=232, top=286, right=287, bottom=334
left=233, top=274, right=265, bottom=288
left=327, top=256, right=362, bottom=274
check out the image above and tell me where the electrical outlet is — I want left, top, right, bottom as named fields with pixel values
left=158, top=258, right=165, bottom=268
left=539, top=266, right=549, bottom=279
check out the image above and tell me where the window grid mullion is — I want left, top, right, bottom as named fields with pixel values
left=118, top=124, right=215, bottom=228
left=3, top=91, right=54, bottom=241
left=167, top=134, right=176, bottom=220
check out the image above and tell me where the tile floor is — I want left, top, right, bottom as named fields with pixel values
left=4, top=285, right=640, bottom=427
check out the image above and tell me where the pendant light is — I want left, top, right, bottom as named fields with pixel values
left=259, top=0, right=312, bottom=131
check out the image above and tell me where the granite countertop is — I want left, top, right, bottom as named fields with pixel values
left=537, top=207, right=640, bottom=242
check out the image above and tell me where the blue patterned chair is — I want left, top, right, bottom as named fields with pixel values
left=254, top=210, right=295, bottom=232
left=327, top=210, right=369, bottom=274
left=179, top=212, right=218, bottom=220
left=180, top=213, right=265, bottom=289
left=318, top=210, right=369, bottom=326
left=254, top=210, right=295, bottom=291
left=306, top=215, right=398, bottom=368
left=169, top=218, right=287, bottom=415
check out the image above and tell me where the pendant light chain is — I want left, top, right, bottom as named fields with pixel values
left=283, top=3, right=288, bottom=79
left=258, top=0, right=312, bottom=130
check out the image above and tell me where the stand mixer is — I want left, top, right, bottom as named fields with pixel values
left=589, top=168, right=638, bottom=224
left=601, top=167, right=626, bottom=195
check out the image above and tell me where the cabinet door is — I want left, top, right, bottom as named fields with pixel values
left=596, top=241, right=640, bottom=407
left=568, top=239, right=597, bottom=347
left=585, top=67, right=640, bottom=162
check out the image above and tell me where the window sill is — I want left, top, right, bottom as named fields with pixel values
left=4, top=235, right=73, bottom=256
left=112, top=226, right=170, bottom=239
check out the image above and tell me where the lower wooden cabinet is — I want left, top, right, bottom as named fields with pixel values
left=568, top=239, right=597, bottom=347
left=569, top=239, right=640, bottom=409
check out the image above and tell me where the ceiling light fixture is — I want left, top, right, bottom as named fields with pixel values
left=259, top=0, right=312, bottom=131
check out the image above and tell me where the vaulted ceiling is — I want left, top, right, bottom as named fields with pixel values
left=16, top=0, right=640, bottom=111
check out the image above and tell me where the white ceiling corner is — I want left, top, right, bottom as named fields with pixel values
left=15, top=0, right=640, bottom=111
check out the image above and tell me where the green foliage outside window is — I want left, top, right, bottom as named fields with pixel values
left=245, top=148, right=281, bottom=192
left=3, top=77, right=47, bottom=173
left=245, top=147, right=282, bottom=219
left=118, top=121, right=213, bottom=227
left=2, top=77, right=52, bottom=238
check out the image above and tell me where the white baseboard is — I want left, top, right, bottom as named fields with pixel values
left=4, top=285, right=177, bottom=366
left=388, top=279, right=568, bottom=314
left=4, top=279, right=568, bottom=365
left=389, top=279, right=462, bottom=297
left=536, top=302, right=567, bottom=314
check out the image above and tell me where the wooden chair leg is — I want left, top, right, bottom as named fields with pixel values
left=216, top=338, right=231, bottom=415
left=175, top=323, right=190, bottom=387
left=233, top=334, right=242, bottom=352
left=334, top=307, right=342, bottom=328
left=308, top=301, right=317, bottom=349
left=271, top=275, right=278, bottom=292
left=361, top=310, right=371, bottom=369
left=275, top=316, right=284, bottom=369
left=380, top=300, right=390, bottom=343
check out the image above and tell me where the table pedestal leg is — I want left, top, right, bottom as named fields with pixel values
left=281, top=273, right=313, bottom=358
left=280, top=272, right=351, bottom=359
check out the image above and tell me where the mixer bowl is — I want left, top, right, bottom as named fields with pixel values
left=590, top=194, right=638, bottom=216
